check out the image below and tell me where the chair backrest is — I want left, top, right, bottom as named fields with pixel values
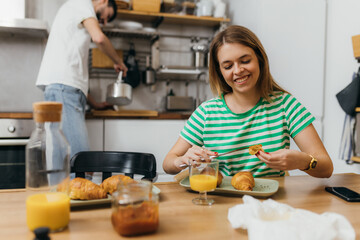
left=70, top=151, right=157, bottom=182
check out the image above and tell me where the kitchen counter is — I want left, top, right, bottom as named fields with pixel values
left=0, top=111, right=191, bottom=120
left=1, top=173, right=359, bottom=239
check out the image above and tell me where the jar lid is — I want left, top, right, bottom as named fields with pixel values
left=33, top=101, right=62, bottom=123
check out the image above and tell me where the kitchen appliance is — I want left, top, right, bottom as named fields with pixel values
left=166, top=82, right=194, bottom=111
left=191, top=39, right=209, bottom=68
left=0, top=118, right=34, bottom=189
left=166, top=96, right=194, bottom=111
left=106, top=71, right=132, bottom=106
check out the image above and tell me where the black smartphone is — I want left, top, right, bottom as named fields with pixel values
left=325, top=187, right=360, bottom=202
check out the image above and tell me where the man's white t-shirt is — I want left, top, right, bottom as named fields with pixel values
left=36, top=0, right=96, bottom=96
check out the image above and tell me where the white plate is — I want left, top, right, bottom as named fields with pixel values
left=117, top=21, right=143, bottom=30
left=180, top=176, right=279, bottom=197
left=70, top=185, right=161, bottom=208
left=143, top=27, right=156, bottom=32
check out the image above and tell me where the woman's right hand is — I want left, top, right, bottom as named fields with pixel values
left=174, top=145, right=217, bottom=169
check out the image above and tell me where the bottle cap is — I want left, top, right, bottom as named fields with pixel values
left=33, top=102, right=62, bottom=123
left=33, top=227, right=50, bottom=240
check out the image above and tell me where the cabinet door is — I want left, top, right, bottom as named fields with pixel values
left=86, top=119, right=104, bottom=151
left=104, top=119, right=186, bottom=181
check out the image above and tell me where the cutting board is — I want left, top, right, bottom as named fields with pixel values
left=91, top=48, right=123, bottom=69
left=91, top=109, right=158, bottom=117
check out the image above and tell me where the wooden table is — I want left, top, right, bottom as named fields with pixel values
left=1, top=173, right=359, bottom=239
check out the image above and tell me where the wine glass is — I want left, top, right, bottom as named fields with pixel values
left=189, top=160, right=219, bottom=205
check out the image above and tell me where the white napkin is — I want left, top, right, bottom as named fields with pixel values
left=228, top=195, right=355, bottom=240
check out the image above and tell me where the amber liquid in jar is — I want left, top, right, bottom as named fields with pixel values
left=111, top=201, right=159, bottom=236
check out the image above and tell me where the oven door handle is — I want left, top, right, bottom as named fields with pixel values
left=0, top=139, right=29, bottom=146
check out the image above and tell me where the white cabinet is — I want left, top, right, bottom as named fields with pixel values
left=86, top=119, right=104, bottom=151
left=104, top=119, right=186, bottom=182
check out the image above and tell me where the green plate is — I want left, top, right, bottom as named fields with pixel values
left=180, top=176, right=279, bottom=197
left=70, top=185, right=161, bottom=208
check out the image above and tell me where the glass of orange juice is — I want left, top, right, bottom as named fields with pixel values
left=189, top=160, right=219, bottom=205
left=26, top=192, right=70, bottom=232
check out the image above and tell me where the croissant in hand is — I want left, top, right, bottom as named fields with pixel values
left=101, top=174, right=135, bottom=194
left=63, top=177, right=107, bottom=200
left=249, top=144, right=264, bottom=155
left=231, top=171, right=255, bottom=191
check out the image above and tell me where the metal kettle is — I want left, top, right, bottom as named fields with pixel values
left=106, top=71, right=132, bottom=106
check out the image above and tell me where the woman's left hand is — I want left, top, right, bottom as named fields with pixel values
left=256, top=149, right=309, bottom=171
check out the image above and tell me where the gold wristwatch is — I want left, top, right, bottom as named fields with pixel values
left=304, top=155, right=317, bottom=170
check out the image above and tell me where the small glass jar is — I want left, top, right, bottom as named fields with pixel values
left=111, top=180, right=159, bottom=236
left=26, top=101, right=70, bottom=192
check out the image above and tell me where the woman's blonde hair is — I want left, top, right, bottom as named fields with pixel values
left=209, top=25, right=287, bottom=101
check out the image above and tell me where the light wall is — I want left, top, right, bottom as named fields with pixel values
left=227, top=0, right=360, bottom=174
left=324, top=0, right=360, bottom=173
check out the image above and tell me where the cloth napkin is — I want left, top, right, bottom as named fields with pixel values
left=228, top=195, right=355, bottom=240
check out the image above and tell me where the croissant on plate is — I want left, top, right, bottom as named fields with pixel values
left=200, top=167, right=223, bottom=187
left=249, top=144, right=264, bottom=155
left=60, top=177, right=108, bottom=200
left=231, top=171, right=255, bottom=191
left=100, top=174, right=136, bottom=194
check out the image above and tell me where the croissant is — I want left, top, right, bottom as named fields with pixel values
left=217, top=171, right=223, bottom=187
left=200, top=167, right=223, bottom=187
left=231, top=171, right=255, bottom=191
left=100, top=174, right=135, bottom=194
left=249, top=144, right=264, bottom=155
left=65, top=177, right=107, bottom=200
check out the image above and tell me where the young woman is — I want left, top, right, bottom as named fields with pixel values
left=163, top=25, right=333, bottom=178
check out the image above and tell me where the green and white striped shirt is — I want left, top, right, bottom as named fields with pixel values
left=180, top=92, right=315, bottom=177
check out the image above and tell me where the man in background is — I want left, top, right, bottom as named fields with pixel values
left=36, top=0, right=128, bottom=160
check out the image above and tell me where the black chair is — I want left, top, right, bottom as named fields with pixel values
left=70, top=151, right=157, bottom=182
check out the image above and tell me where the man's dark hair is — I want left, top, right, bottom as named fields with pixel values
left=108, top=0, right=117, bottom=22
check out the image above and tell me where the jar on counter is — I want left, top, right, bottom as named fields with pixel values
left=26, top=101, right=70, bottom=192
left=25, top=101, right=71, bottom=232
left=111, top=180, right=159, bottom=236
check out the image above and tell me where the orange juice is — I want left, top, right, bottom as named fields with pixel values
left=190, top=175, right=217, bottom=192
left=26, top=192, right=70, bottom=232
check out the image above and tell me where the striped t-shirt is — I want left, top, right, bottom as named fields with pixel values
left=180, top=92, right=315, bottom=177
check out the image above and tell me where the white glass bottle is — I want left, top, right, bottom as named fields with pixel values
left=26, top=102, right=70, bottom=192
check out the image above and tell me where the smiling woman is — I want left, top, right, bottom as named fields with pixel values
left=163, top=25, right=333, bottom=179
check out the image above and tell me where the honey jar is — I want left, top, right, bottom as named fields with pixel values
left=111, top=180, right=159, bottom=236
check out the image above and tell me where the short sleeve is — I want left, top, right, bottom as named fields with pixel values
left=282, top=93, right=315, bottom=138
left=180, top=104, right=207, bottom=146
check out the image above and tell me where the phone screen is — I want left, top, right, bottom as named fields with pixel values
left=325, top=187, right=360, bottom=202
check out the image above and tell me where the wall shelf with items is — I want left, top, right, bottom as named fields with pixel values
left=116, top=9, right=230, bottom=28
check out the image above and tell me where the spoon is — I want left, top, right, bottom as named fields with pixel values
left=178, top=147, right=249, bottom=168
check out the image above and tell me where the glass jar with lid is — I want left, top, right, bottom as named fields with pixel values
left=25, top=101, right=71, bottom=232
left=26, top=101, right=70, bottom=192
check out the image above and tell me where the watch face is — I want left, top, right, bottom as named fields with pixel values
left=311, top=160, right=317, bottom=169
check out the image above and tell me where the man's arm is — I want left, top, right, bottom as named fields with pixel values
left=82, top=17, right=128, bottom=74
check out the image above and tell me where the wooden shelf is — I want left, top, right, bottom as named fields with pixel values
left=116, top=9, right=230, bottom=27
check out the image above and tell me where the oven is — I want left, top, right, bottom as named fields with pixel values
left=0, top=119, right=34, bottom=189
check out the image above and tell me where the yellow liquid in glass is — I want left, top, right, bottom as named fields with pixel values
left=26, top=192, right=70, bottom=232
left=190, top=175, right=217, bottom=192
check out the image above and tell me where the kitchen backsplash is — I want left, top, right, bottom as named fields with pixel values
left=0, top=0, right=217, bottom=112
